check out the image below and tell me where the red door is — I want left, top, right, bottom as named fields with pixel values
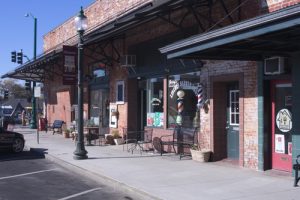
left=271, top=81, right=292, bottom=172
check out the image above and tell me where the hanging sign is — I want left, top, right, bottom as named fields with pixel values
left=276, top=109, right=292, bottom=132
left=63, top=45, right=77, bottom=85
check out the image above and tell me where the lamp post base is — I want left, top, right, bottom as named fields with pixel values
left=73, top=142, right=88, bottom=160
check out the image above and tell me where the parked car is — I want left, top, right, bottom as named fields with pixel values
left=0, top=127, right=25, bottom=153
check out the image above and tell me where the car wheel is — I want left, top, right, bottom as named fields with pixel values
left=12, top=138, right=24, bottom=153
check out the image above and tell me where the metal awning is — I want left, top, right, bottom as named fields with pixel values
left=160, top=4, right=300, bottom=61
left=2, top=0, right=211, bottom=82
left=1, top=50, right=62, bottom=82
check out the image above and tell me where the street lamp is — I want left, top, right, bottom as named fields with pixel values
left=73, top=7, right=88, bottom=160
left=25, top=13, right=37, bottom=129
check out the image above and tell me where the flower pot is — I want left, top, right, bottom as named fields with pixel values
left=190, top=149, right=211, bottom=162
left=63, top=132, right=70, bottom=138
left=114, top=138, right=124, bottom=145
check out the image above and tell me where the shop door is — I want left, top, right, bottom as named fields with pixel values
left=226, top=88, right=240, bottom=160
left=90, top=89, right=109, bottom=135
left=98, top=89, right=109, bottom=133
left=272, top=82, right=292, bottom=172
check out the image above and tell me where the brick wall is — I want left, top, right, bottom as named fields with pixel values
left=43, top=0, right=152, bottom=52
left=264, top=0, right=300, bottom=12
left=199, top=61, right=258, bottom=169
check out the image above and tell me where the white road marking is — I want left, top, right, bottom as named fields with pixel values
left=0, top=169, right=58, bottom=180
left=57, top=188, right=103, bottom=200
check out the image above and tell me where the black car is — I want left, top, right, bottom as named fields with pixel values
left=0, top=127, right=25, bottom=153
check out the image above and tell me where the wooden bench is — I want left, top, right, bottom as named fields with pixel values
left=159, top=125, right=198, bottom=159
left=294, top=154, right=300, bottom=187
left=47, top=120, right=64, bottom=134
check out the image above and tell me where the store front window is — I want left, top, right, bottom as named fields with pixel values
left=146, top=78, right=164, bottom=127
left=168, top=72, right=201, bottom=128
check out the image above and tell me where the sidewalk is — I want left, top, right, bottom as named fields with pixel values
left=17, top=127, right=299, bottom=200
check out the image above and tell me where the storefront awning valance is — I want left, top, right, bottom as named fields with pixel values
left=160, top=4, right=300, bottom=61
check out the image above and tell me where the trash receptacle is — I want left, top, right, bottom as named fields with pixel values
left=39, top=118, right=47, bottom=131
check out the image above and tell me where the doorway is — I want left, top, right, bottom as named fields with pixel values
left=90, top=89, right=109, bottom=135
left=227, top=87, right=240, bottom=160
left=271, top=81, right=292, bottom=172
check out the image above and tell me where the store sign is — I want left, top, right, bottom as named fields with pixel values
left=276, top=109, right=292, bottom=132
left=63, top=45, right=77, bottom=85
left=169, top=80, right=200, bottom=99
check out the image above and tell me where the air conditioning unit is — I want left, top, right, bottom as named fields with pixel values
left=120, top=55, right=136, bottom=67
left=264, top=57, right=285, bottom=75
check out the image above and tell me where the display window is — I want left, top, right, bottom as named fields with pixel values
left=167, top=72, right=201, bottom=128
left=146, top=78, right=164, bottom=127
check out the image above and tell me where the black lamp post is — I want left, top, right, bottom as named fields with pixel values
left=73, top=7, right=88, bottom=160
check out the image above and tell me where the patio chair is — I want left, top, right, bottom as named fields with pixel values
left=136, top=129, right=153, bottom=154
left=122, top=127, right=138, bottom=151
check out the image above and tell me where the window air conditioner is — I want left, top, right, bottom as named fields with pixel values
left=120, top=55, right=136, bottom=67
left=264, top=57, right=285, bottom=75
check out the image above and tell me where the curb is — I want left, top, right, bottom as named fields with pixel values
left=28, top=146, right=162, bottom=200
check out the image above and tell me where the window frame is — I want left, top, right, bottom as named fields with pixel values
left=116, top=80, right=125, bottom=104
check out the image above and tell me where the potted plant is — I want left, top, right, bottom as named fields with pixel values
left=63, top=129, right=71, bottom=138
left=112, top=130, right=124, bottom=145
left=190, top=144, right=211, bottom=162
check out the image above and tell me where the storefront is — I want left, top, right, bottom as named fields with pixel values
left=2, top=0, right=300, bottom=173
left=160, top=4, right=300, bottom=172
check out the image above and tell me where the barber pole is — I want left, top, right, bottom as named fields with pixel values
left=197, top=85, right=204, bottom=108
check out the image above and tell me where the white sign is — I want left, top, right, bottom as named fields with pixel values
left=109, top=103, right=118, bottom=128
left=34, top=86, right=41, bottom=98
left=275, top=134, right=285, bottom=154
left=276, top=109, right=292, bottom=132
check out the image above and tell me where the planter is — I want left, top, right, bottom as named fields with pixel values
left=190, top=149, right=211, bottom=162
left=114, top=138, right=124, bottom=145
left=63, top=132, right=70, bottom=138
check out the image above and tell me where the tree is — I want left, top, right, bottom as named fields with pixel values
left=0, top=79, right=30, bottom=99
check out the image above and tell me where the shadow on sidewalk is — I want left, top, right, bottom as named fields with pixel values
left=0, top=148, right=47, bottom=162
left=87, top=153, right=183, bottom=160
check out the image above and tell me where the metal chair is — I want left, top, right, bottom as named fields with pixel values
left=135, top=129, right=153, bottom=154
left=122, top=128, right=139, bottom=151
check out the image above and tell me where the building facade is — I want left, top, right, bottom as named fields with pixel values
left=3, top=0, right=300, bottom=173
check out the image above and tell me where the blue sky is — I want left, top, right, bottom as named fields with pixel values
left=0, top=0, right=95, bottom=81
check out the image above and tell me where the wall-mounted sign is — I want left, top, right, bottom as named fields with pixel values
left=276, top=109, right=292, bottom=132
left=275, top=134, right=285, bottom=154
left=109, top=103, right=118, bottom=128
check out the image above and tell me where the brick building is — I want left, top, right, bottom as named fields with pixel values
left=3, top=0, right=300, bottom=173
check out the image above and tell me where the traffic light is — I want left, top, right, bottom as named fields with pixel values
left=4, top=90, right=9, bottom=99
left=17, top=50, right=23, bottom=64
left=25, top=80, right=31, bottom=91
left=11, top=51, right=16, bottom=63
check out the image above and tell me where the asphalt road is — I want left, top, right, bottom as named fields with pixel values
left=0, top=150, right=135, bottom=200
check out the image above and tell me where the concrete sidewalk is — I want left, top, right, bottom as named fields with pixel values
left=17, top=127, right=299, bottom=200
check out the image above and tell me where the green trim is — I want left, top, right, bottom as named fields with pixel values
left=257, top=61, right=264, bottom=171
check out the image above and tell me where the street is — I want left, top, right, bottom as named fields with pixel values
left=0, top=150, right=135, bottom=200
